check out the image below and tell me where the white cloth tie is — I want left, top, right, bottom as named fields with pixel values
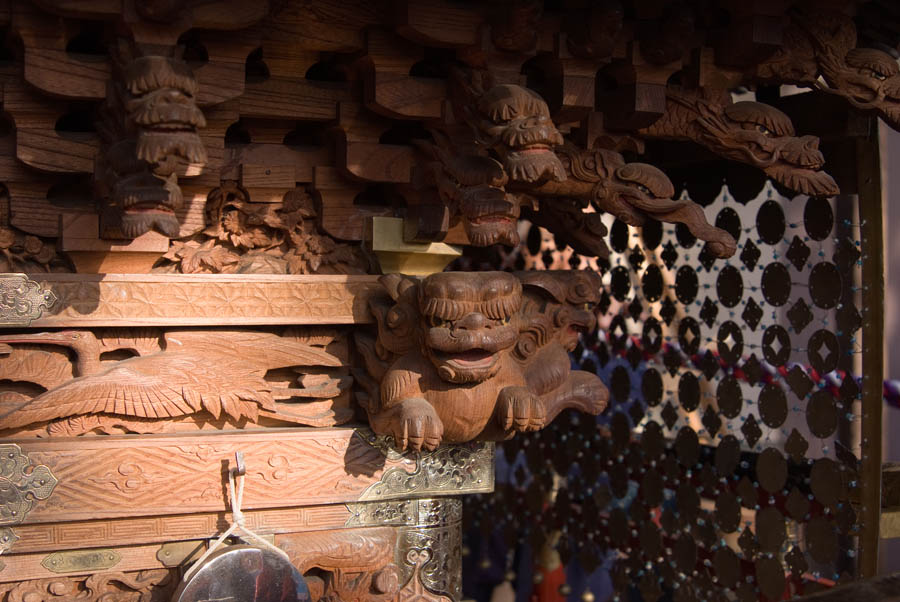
left=181, top=452, right=292, bottom=583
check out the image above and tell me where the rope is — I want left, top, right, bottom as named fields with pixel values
left=181, top=453, right=292, bottom=583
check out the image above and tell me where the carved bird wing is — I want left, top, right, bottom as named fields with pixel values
left=0, top=351, right=274, bottom=431
left=163, top=330, right=342, bottom=369
left=0, top=346, right=74, bottom=391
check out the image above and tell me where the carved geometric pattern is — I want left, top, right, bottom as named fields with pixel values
left=0, top=444, right=58, bottom=554
left=12, top=504, right=352, bottom=555
left=29, top=275, right=380, bottom=327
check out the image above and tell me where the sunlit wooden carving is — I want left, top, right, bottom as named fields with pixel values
left=355, top=271, right=608, bottom=451
left=526, top=143, right=737, bottom=258
left=0, top=329, right=351, bottom=435
left=753, top=4, right=900, bottom=129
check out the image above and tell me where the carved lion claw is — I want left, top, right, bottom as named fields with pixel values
left=497, top=386, right=546, bottom=432
left=391, top=398, right=444, bottom=452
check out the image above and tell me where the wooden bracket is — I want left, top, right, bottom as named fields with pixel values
left=365, top=216, right=460, bottom=276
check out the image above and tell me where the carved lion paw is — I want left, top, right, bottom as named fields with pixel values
left=497, top=386, right=545, bottom=432
left=392, top=398, right=444, bottom=452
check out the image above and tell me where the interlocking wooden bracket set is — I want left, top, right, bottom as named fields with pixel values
left=0, top=0, right=896, bottom=599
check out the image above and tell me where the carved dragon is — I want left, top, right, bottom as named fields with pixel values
left=440, top=72, right=735, bottom=258
left=525, top=143, right=737, bottom=258
left=753, top=2, right=900, bottom=129
left=354, top=271, right=608, bottom=451
left=640, top=88, right=840, bottom=197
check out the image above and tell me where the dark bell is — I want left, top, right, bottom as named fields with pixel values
left=171, top=545, right=310, bottom=602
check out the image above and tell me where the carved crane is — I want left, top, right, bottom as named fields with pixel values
left=0, top=329, right=342, bottom=432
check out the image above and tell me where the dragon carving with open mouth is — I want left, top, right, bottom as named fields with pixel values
left=95, top=39, right=208, bottom=239
left=753, top=3, right=900, bottom=130
left=524, top=143, right=737, bottom=258
left=641, top=88, right=839, bottom=197
left=438, top=71, right=735, bottom=258
left=353, top=271, right=608, bottom=451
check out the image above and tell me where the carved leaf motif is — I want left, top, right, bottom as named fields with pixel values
left=175, top=239, right=241, bottom=273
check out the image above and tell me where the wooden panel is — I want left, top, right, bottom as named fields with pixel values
left=0, top=543, right=167, bottom=583
left=13, top=428, right=401, bottom=523
left=10, top=504, right=352, bottom=555
left=28, top=274, right=381, bottom=326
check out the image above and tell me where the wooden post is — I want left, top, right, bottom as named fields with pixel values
left=857, top=121, right=885, bottom=578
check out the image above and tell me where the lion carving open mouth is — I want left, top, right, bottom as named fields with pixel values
left=353, top=271, right=608, bottom=451
left=471, top=84, right=567, bottom=185
left=96, top=44, right=208, bottom=239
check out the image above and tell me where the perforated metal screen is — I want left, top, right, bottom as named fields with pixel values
left=460, top=164, right=881, bottom=601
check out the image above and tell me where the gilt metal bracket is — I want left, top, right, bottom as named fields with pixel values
left=0, top=444, right=59, bottom=554
left=0, top=273, right=56, bottom=327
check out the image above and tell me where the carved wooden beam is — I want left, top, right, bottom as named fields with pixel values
left=359, top=29, right=446, bottom=121
left=596, top=41, right=680, bottom=131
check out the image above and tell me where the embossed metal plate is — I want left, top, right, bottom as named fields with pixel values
left=0, top=273, right=56, bottom=326
left=41, top=549, right=121, bottom=573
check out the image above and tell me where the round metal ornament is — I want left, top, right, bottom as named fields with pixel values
left=172, top=545, right=310, bottom=602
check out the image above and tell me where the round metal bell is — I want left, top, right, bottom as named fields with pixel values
left=171, top=545, right=310, bottom=602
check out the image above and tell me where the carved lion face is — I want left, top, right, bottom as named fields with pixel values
left=458, top=185, right=522, bottom=247
left=554, top=270, right=603, bottom=351
left=474, top=85, right=566, bottom=185
left=700, top=102, right=838, bottom=196
left=97, top=53, right=208, bottom=239
left=418, top=272, right=521, bottom=384
left=825, top=48, right=900, bottom=128
left=428, top=151, right=522, bottom=247
left=512, top=270, right=603, bottom=365
left=97, top=140, right=184, bottom=238
left=124, top=56, right=208, bottom=173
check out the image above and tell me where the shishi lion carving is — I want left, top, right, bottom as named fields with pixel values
left=470, top=84, right=567, bottom=186
left=96, top=40, right=208, bottom=239
left=354, top=271, right=608, bottom=451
